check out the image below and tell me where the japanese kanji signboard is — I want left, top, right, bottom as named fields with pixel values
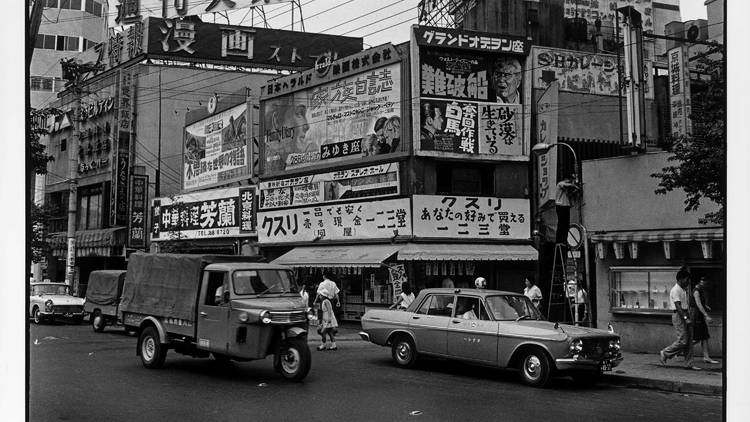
left=257, top=198, right=411, bottom=244
left=258, top=163, right=400, bottom=209
left=668, top=46, right=692, bottom=138
left=536, top=81, right=559, bottom=205
left=111, top=67, right=137, bottom=227
left=262, top=63, right=403, bottom=174
left=563, top=0, right=654, bottom=34
left=110, top=0, right=295, bottom=25
left=151, top=187, right=256, bottom=241
left=183, top=103, right=250, bottom=191
left=413, top=26, right=529, bottom=159
left=128, top=174, right=149, bottom=248
left=412, top=195, right=530, bottom=240
left=144, top=17, right=362, bottom=71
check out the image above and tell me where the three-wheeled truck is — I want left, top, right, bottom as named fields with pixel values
left=119, top=253, right=312, bottom=381
left=84, top=270, right=127, bottom=332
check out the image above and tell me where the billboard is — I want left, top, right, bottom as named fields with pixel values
left=111, top=67, right=136, bottom=227
left=536, top=82, right=559, bottom=206
left=668, top=46, right=691, bottom=138
left=110, top=0, right=295, bottom=25
left=412, top=26, right=530, bottom=159
left=151, top=187, right=256, bottom=241
left=412, top=195, right=530, bottom=240
left=563, top=0, right=655, bottom=34
left=127, top=174, right=149, bottom=249
left=262, top=60, right=404, bottom=174
left=183, top=103, right=250, bottom=191
left=258, top=198, right=411, bottom=244
left=258, top=163, right=400, bottom=209
left=144, top=17, right=362, bottom=71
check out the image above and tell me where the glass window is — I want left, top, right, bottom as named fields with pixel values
left=56, top=35, right=65, bottom=51
left=32, top=284, right=70, bottom=295
left=486, top=295, right=542, bottom=321
left=610, top=267, right=679, bottom=312
left=35, top=34, right=45, bottom=48
left=77, top=192, right=102, bottom=230
left=416, top=294, right=454, bottom=317
left=454, top=296, right=489, bottom=320
left=233, top=270, right=295, bottom=295
left=43, top=34, right=56, bottom=50
left=42, top=78, right=54, bottom=91
left=30, top=78, right=42, bottom=91
left=46, top=0, right=59, bottom=7
left=60, top=138, right=67, bottom=151
left=66, top=36, right=79, bottom=51
left=85, top=0, right=94, bottom=14
left=93, top=1, right=102, bottom=17
left=60, top=0, right=70, bottom=9
left=70, top=0, right=82, bottom=10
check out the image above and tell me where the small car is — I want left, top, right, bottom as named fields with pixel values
left=29, top=282, right=86, bottom=324
left=359, top=288, right=622, bottom=387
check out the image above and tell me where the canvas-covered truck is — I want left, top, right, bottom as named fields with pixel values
left=84, top=270, right=127, bottom=332
left=119, top=253, right=312, bottom=381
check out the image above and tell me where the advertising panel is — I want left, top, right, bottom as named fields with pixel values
left=668, top=46, right=691, bottom=138
left=127, top=174, right=149, bottom=249
left=183, top=103, right=249, bottom=191
left=262, top=63, right=402, bottom=173
left=259, top=163, right=400, bottom=209
left=151, top=187, right=256, bottom=241
left=562, top=0, right=654, bottom=34
left=144, top=17, right=362, bottom=71
left=412, top=195, right=530, bottom=240
left=257, top=198, right=411, bottom=244
left=413, top=26, right=529, bottom=159
left=111, top=0, right=295, bottom=25
left=536, top=82, right=559, bottom=205
left=111, top=67, right=136, bottom=227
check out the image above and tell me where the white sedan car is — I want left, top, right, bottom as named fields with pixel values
left=29, top=283, right=86, bottom=324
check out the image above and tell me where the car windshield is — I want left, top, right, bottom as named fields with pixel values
left=32, top=284, right=69, bottom=295
left=485, top=295, right=543, bottom=321
left=233, top=270, right=297, bottom=296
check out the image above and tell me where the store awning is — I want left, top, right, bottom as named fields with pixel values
left=589, top=227, right=723, bottom=243
left=272, top=244, right=404, bottom=268
left=48, top=227, right=127, bottom=257
left=397, top=243, right=538, bottom=261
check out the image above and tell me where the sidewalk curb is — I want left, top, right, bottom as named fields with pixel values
left=602, top=374, right=723, bottom=396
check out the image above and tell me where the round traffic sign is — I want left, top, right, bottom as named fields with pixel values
left=567, top=224, right=584, bottom=250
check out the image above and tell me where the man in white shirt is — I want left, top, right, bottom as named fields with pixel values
left=523, top=277, right=543, bottom=310
left=659, top=269, right=699, bottom=370
left=317, top=272, right=341, bottom=307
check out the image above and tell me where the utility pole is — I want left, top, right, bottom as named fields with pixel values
left=60, top=59, right=104, bottom=289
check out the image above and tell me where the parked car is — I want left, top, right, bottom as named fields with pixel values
left=29, top=282, right=86, bottom=324
left=84, top=270, right=127, bottom=332
left=119, top=253, right=313, bottom=381
left=359, top=288, right=622, bottom=387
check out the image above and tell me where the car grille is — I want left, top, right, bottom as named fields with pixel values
left=268, top=310, right=307, bottom=324
left=581, top=338, right=616, bottom=360
left=53, top=305, right=83, bottom=314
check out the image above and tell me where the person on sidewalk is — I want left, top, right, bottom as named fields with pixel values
left=316, top=293, right=338, bottom=351
left=554, top=174, right=578, bottom=246
left=691, top=277, right=719, bottom=364
left=523, top=277, right=543, bottom=310
left=659, top=268, right=700, bottom=370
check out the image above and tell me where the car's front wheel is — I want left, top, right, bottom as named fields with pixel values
left=391, top=335, right=418, bottom=368
left=519, top=348, right=551, bottom=387
left=278, top=338, right=311, bottom=382
left=33, top=307, right=45, bottom=324
left=139, top=326, right=167, bottom=368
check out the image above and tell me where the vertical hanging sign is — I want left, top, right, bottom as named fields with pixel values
left=128, top=174, right=149, bottom=249
left=536, top=81, right=559, bottom=206
left=112, top=67, right=136, bottom=226
left=668, top=46, right=692, bottom=138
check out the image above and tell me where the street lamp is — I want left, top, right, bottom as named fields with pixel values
left=531, top=141, right=590, bottom=326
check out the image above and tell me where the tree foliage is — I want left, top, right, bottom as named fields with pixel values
left=29, top=107, right=60, bottom=263
left=651, top=56, right=725, bottom=225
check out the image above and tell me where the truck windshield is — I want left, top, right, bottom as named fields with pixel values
left=233, top=270, right=296, bottom=296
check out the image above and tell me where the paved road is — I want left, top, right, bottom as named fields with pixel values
left=29, top=323, right=722, bottom=422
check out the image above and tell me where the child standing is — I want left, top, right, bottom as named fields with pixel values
left=316, top=293, right=338, bottom=351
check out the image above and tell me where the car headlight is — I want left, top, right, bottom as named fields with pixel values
left=259, top=310, right=272, bottom=324
left=306, top=308, right=315, bottom=321
left=609, top=339, right=621, bottom=351
left=45, top=300, right=54, bottom=312
left=569, top=339, right=583, bottom=354
left=238, top=312, right=249, bottom=323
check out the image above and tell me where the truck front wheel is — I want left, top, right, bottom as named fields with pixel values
left=278, top=338, right=311, bottom=382
left=139, top=326, right=167, bottom=368
left=91, top=311, right=105, bottom=332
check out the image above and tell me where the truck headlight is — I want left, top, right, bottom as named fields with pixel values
left=238, top=312, right=249, bottom=322
left=259, top=310, right=272, bottom=324
left=569, top=339, right=583, bottom=354
left=45, top=300, right=54, bottom=312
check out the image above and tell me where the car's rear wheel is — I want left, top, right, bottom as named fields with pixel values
left=139, top=326, right=167, bottom=368
left=519, top=348, right=551, bottom=387
left=91, top=311, right=105, bottom=332
left=33, top=307, right=44, bottom=325
left=391, top=335, right=418, bottom=368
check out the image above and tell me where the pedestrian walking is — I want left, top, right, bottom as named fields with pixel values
left=316, top=293, right=338, bottom=351
left=390, top=282, right=415, bottom=310
left=523, top=277, right=543, bottom=310
left=317, top=271, right=341, bottom=308
left=659, top=268, right=700, bottom=370
left=691, top=277, right=719, bottom=364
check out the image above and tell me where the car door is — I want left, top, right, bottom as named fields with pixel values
left=196, top=270, right=230, bottom=353
left=408, top=294, right=454, bottom=356
left=446, top=296, right=499, bottom=365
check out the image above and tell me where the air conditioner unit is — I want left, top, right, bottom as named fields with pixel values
left=684, top=19, right=708, bottom=42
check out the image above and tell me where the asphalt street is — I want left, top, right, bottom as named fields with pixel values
left=28, top=322, right=722, bottom=422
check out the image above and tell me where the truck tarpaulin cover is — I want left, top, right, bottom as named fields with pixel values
left=120, top=253, right=205, bottom=321
left=85, top=270, right=127, bottom=306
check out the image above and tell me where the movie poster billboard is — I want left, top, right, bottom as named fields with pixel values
left=262, top=63, right=402, bottom=174
left=412, top=195, right=530, bottom=240
left=151, top=187, right=256, bottom=241
left=258, top=198, right=411, bottom=244
left=183, top=103, right=249, bottom=191
left=563, top=0, right=654, bottom=34
left=259, top=163, right=400, bottom=209
left=412, top=26, right=530, bottom=158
